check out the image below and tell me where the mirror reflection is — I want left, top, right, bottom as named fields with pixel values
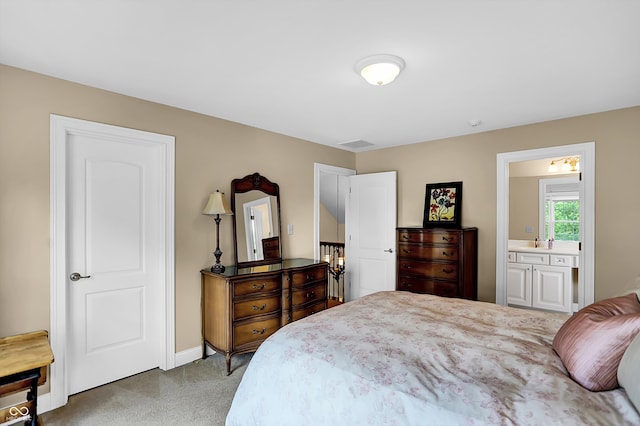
left=508, top=156, right=581, bottom=242
left=231, top=173, right=282, bottom=267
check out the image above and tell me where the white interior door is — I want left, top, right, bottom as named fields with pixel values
left=347, top=171, right=397, bottom=300
left=67, top=131, right=164, bottom=394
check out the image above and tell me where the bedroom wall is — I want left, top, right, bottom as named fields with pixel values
left=356, top=105, right=640, bottom=302
left=0, top=64, right=355, bottom=351
left=2, top=62, right=640, bottom=355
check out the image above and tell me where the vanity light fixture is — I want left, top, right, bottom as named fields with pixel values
left=202, top=190, right=233, bottom=273
left=548, top=157, right=580, bottom=173
left=355, top=54, right=405, bottom=86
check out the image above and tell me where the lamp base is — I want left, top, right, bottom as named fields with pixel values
left=211, top=263, right=226, bottom=273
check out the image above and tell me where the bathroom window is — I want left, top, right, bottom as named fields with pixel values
left=539, top=177, right=580, bottom=242
left=544, top=194, right=579, bottom=241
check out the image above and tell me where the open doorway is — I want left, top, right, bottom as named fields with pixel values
left=496, top=142, right=595, bottom=310
left=314, top=163, right=355, bottom=304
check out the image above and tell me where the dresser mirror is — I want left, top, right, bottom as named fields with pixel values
left=231, top=172, right=282, bottom=267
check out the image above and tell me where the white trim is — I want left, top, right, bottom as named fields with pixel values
left=49, top=115, right=175, bottom=410
left=496, top=142, right=595, bottom=309
left=313, top=163, right=356, bottom=260
left=174, top=346, right=204, bottom=367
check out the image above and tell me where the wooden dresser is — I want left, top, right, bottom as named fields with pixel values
left=396, top=227, right=478, bottom=300
left=201, top=258, right=327, bottom=374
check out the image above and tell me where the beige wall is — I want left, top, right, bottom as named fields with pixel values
left=357, top=106, right=640, bottom=302
left=2, top=63, right=640, bottom=354
left=509, top=176, right=540, bottom=240
left=0, top=64, right=355, bottom=351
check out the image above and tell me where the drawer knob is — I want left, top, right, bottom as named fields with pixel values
left=401, top=234, right=409, bottom=240
left=442, top=236, right=454, bottom=242
left=442, top=251, right=454, bottom=257
left=403, top=265, right=412, bottom=269
left=442, top=268, right=454, bottom=274
left=306, top=291, right=316, bottom=299
left=252, top=328, right=267, bottom=335
left=252, top=283, right=266, bottom=290
left=402, top=248, right=411, bottom=254
left=252, top=304, right=267, bottom=311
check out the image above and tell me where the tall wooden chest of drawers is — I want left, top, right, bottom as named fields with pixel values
left=201, top=258, right=327, bottom=374
left=396, top=227, right=478, bottom=300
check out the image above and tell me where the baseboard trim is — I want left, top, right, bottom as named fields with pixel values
left=175, top=346, right=201, bottom=367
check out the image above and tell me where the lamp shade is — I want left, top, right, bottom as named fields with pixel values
left=202, top=191, right=233, bottom=215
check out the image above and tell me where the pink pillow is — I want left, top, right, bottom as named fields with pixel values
left=552, top=293, right=640, bottom=391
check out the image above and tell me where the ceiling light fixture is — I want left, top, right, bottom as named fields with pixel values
left=355, top=54, right=405, bottom=86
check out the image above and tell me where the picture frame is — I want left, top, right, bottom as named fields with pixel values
left=423, top=181, right=462, bottom=228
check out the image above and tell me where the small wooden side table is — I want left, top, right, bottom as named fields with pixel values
left=0, top=330, right=54, bottom=426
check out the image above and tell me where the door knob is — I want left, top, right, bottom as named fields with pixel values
left=70, top=272, right=91, bottom=281
left=384, top=248, right=393, bottom=253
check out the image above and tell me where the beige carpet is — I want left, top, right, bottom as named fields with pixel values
left=40, top=352, right=252, bottom=426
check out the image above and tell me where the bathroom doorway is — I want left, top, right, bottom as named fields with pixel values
left=496, top=142, right=595, bottom=310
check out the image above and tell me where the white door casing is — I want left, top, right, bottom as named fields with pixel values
left=347, top=171, right=397, bottom=301
left=50, top=115, right=175, bottom=408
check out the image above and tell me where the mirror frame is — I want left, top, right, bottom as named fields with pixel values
left=231, top=172, right=283, bottom=267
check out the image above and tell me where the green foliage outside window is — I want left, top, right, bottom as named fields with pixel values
left=545, top=199, right=579, bottom=241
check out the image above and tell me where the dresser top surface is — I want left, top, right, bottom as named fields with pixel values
left=202, top=258, right=326, bottom=278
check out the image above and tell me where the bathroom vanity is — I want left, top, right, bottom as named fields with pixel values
left=507, top=240, right=579, bottom=314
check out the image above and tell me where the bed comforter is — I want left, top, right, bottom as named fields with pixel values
left=226, top=291, right=640, bottom=425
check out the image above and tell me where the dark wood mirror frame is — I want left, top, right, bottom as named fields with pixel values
left=231, top=172, right=283, bottom=267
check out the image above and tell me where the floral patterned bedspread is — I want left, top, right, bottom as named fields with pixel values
left=226, top=291, right=640, bottom=426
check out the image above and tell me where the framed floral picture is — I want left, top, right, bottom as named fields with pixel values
left=423, top=181, right=462, bottom=228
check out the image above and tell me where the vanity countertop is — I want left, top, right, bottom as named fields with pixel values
left=508, top=239, right=579, bottom=256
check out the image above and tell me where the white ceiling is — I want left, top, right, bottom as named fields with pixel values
left=1, top=1, right=639, bottom=152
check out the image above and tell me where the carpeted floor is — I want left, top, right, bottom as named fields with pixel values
left=40, top=352, right=252, bottom=426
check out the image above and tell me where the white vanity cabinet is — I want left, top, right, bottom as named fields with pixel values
left=507, top=251, right=574, bottom=313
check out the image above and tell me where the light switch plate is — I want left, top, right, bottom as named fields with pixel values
left=287, top=224, right=294, bottom=235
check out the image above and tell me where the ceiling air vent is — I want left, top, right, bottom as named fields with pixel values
left=338, top=139, right=375, bottom=150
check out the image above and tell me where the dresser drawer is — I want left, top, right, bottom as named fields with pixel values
left=397, top=243, right=459, bottom=261
left=291, top=300, right=326, bottom=321
left=290, top=265, right=327, bottom=287
left=233, top=276, right=281, bottom=297
left=398, top=259, right=459, bottom=280
left=233, top=316, right=280, bottom=348
left=233, top=295, right=281, bottom=320
left=292, top=282, right=327, bottom=306
left=397, top=277, right=459, bottom=297
left=397, top=230, right=459, bottom=245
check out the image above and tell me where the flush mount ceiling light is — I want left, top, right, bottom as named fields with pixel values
left=355, top=54, right=405, bottom=86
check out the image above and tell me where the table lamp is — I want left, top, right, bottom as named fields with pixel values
left=202, top=190, right=233, bottom=273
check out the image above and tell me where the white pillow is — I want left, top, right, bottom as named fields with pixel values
left=618, top=331, right=640, bottom=412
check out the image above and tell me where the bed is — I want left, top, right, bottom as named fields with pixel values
left=226, top=291, right=640, bottom=425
